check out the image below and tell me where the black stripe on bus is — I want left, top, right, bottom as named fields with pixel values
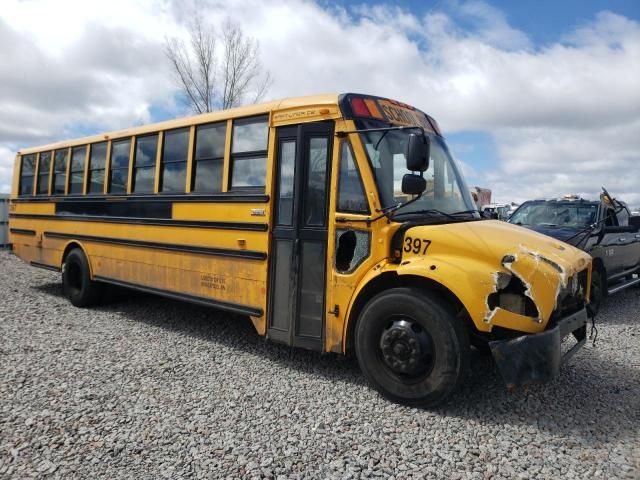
left=9, top=228, right=36, bottom=236
left=93, top=276, right=263, bottom=317
left=9, top=213, right=268, bottom=232
left=42, top=231, right=267, bottom=260
left=55, top=200, right=173, bottom=218
left=30, top=261, right=61, bottom=272
left=11, top=193, right=270, bottom=203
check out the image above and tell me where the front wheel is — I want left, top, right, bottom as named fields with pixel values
left=355, top=288, right=469, bottom=407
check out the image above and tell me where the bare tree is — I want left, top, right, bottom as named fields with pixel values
left=165, top=17, right=271, bottom=113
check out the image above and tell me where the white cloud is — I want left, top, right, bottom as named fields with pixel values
left=0, top=0, right=638, bottom=208
left=487, top=120, right=640, bottom=205
left=455, top=0, right=533, bottom=51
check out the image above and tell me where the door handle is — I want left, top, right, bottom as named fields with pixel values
left=618, top=237, right=626, bottom=242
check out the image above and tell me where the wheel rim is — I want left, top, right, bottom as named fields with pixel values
left=379, top=317, right=435, bottom=380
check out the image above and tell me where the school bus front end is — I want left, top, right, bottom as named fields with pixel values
left=331, top=94, right=592, bottom=405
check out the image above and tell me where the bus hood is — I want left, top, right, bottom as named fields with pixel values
left=396, top=220, right=591, bottom=332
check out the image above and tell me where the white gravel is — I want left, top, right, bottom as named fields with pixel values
left=0, top=250, right=638, bottom=479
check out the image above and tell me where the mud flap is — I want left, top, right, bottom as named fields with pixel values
left=489, top=308, right=587, bottom=388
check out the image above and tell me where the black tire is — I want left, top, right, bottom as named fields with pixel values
left=588, top=269, right=604, bottom=316
left=62, top=248, right=103, bottom=307
left=355, top=287, right=469, bottom=407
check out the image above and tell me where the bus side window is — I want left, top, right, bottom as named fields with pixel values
left=19, top=154, right=36, bottom=196
left=87, top=142, right=107, bottom=194
left=230, top=116, right=268, bottom=190
left=36, top=151, right=51, bottom=195
left=193, top=122, right=226, bottom=193
left=132, top=134, right=158, bottom=194
left=337, top=140, right=369, bottom=214
left=160, top=128, right=189, bottom=193
left=109, top=139, right=131, bottom=194
left=68, top=146, right=86, bottom=194
left=52, top=149, right=69, bottom=195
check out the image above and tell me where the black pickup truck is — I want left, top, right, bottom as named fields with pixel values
left=508, top=189, right=640, bottom=313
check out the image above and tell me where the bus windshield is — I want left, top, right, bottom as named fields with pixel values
left=357, top=121, right=477, bottom=220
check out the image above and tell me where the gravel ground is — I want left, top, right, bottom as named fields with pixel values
left=0, top=250, right=639, bottom=479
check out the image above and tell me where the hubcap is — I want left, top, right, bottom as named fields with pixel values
left=379, top=319, right=434, bottom=377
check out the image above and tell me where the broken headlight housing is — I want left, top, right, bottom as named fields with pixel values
left=488, top=272, right=539, bottom=318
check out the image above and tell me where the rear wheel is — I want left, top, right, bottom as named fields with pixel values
left=62, top=248, right=103, bottom=307
left=355, top=287, right=469, bottom=407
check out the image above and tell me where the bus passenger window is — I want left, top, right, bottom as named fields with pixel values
left=19, top=154, right=36, bottom=196
left=87, top=142, right=107, bottom=194
left=132, top=135, right=158, bottom=193
left=193, top=123, right=226, bottom=192
left=230, top=116, right=268, bottom=189
left=160, top=128, right=189, bottom=193
left=52, top=149, right=68, bottom=195
left=109, top=139, right=131, bottom=194
left=68, top=146, right=87, bottom=194
left=36, top=151, right=51, bottom=195
left=337, top=140, right=369, bottom=214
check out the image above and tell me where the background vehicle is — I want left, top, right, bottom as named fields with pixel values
left=509, top=191, right=640, bottom=313
left=469, top=186, right=492, bottom=210
left=481, top=203, right=511, bottom=220
left=9, top=93, right=591, bottom=406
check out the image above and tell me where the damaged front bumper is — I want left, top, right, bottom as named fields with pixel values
left=489, top=308, right=587, bottom=388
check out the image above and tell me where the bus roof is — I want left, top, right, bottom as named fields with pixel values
left=18, top=93, right=343, bottom=155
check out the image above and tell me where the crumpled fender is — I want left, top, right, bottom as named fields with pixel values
left=394, top=254, right=552, bottom=334
left=343, top=247, right=584, bottom=345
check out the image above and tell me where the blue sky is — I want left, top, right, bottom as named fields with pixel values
left=334, top=0, right=640, bottom=44
left=1, top=0, right=638, bottom=205
left=327, top=0, right=640, bottom=183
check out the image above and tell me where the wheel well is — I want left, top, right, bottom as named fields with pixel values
left=61, top=242, right=83, bottom=267
left=344, top=272, right=471, bottom=354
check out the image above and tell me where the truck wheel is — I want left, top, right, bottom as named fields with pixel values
left=588, top=269, right=604, bottom=316
left=355, top=287, right=469, bottom=407
left=62, top=249, right=103, bottom=307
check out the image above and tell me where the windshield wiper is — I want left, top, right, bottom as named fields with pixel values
left=393, top=209, right=477, bottom=220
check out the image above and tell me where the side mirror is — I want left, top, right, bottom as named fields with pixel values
left=406, top=133, right=429, bottom=172
left=401, top=173, right=426, bottom=195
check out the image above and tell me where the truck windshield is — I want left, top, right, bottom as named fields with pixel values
left=357, top=121, right=477, bottom=220
left=509, top=202, right=599, bottom=228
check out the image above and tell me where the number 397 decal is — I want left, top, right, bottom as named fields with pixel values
left=403, top=237, right=431, bottom=254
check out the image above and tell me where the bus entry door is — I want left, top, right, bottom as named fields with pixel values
left=268, top=122, right=334, bottom=351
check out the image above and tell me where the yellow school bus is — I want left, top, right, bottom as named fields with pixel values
left=8, top=93, right=592, bottom=406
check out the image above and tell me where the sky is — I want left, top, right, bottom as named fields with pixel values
left=0, top=0, right=638, bottom=206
